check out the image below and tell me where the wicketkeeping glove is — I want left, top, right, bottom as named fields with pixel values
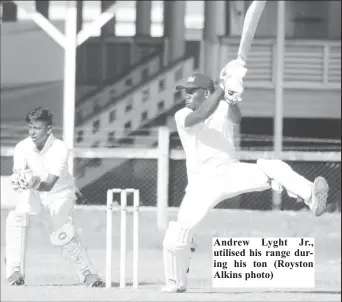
left=10, top=170, right=21, bottom=191
left=17, top=169, right=41, bottom=190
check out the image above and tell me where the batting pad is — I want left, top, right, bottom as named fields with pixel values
left=257, top=159, right=312, bottom=201
left=50, top=222, right=97, bottom=282
left=5, top=211, right=29, bottom=279
left=163, top=221, right=193, bottom=288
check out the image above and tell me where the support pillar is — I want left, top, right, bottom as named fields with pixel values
left=35, top=0, right=49, bottom=19
left=63, top=1, right=77, bottom=176
left=76, top=0, right=83, bottom=33
left=135, top=1, right=151, bottom=36
left=163, top=1, right=186, bottom=64
left=100, top=1, right=115, bottom=83
left=2, top=2, right=17, bottom=21
left=203, top=1, right=226, bottom=80
left=227, top=1, right=245, bottom=36
left=272, top=0, right=286, bottom=210
left=76, top=0, right=84, bottom=90
left=101, top=1, right=116, bottom=36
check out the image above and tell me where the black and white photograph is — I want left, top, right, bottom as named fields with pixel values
left=1, top=1, right=341, bottom=301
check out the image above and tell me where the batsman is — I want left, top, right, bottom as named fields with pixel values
left=5, top=107, right=104, bottom=287
left=161, top=1, right=329, bottom=293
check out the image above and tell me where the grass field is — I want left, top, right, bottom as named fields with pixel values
left=1, top=208, right=341, bottom=301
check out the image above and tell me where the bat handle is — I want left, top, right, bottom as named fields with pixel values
left=236, top=57, right=246, bottom=67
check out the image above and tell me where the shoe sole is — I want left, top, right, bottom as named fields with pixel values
left=8, top=272, right=25, bottom=286
left=88, top=280, right=105, bottom=287
left=10, top=280, right=25, bottom=286
left=313, top=177, right=329, bottom=217
left=161, top=286, right=187, bottom=293
left=9, top=278, right=25, bottom=286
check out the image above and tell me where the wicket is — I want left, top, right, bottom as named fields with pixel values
left=106, top=188, right=140, bottom=289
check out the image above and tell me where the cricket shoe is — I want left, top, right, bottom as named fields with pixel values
left=306, top=176, right=329, bottom=217
left=161, top=284, right=187, bottom=293
left=84, top=274, right=105, bottom=287
left=8, top=271, right=25, bottom=286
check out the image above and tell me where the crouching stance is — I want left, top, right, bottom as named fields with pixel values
left=161, top=64, right=329, bottom=292
left=6, top=107, right=104, bottom=287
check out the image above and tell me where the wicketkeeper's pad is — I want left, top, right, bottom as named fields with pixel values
left=5, top=211, right=29, bottom=279
left=163, top=221, right=193, bottom=289
left=50, top=222, right=97, bottom=282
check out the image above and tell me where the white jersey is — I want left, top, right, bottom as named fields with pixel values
left=13, top=134, right=75, bottom=194
left=175, top=101, right=238, bottom=187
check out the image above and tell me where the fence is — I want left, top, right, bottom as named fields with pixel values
left=1, top=127, right=341, bottom=230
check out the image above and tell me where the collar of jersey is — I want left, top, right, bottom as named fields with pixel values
left=31, top=133, right=55, bottom=154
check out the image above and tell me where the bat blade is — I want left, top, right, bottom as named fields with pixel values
left=238, top=1, right=267, bottom=63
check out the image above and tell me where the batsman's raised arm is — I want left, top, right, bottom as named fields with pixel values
left=183, top=87, right=224, bottom=128
left=227, top=103, right=242, bottom=124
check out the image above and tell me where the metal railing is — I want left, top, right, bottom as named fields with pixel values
left=1, top=129, right=341, bottom=231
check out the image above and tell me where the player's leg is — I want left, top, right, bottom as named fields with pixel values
left=173, top=169, right=268, bottom=266
left=46, top=190, right=104, bottom=287
left=256, top=159, right=328, bottom=216
left=175, top=162, right=272, bottom=231
left=162, top=167, right=275, bottom=293
left=6, top=211, right=29, bottom=285
left=187, top=236, right=197, bottom=273
left=6, top=190, right=43, bottom=285
left=162, top=221, right=194, bottom=293
left=219, top=161, right=272, bottom=198
left=162, top=186, right=224, bottom=292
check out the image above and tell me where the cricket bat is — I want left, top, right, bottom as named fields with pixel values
left=237, top=1, right=267, bottom=64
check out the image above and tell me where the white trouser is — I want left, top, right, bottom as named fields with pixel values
left=15, top=188, right=76, bottom=230
left=177, top=161, right=313, bottom=230
left=6, top=188, right=77, bottom=279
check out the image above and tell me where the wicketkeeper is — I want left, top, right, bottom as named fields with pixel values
left=6, top=107, right=104, bottom=287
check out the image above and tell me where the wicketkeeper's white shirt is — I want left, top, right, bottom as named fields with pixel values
left=13, top=134, right=76, bottom=194
left=175, top=101, right=238, bottom=189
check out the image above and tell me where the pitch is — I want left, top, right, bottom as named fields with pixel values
left=1, top=208, right=340, bottom=301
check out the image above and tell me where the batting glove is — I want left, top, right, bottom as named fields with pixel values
left=220, top=58, right=247, bottom=81
left=220, top=76, right=244, bottom=105
left=219, top=58, right=247, bottom=105
left=224, top=89, right=243, bottom=105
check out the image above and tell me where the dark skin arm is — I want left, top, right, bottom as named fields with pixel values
left=36, top=174, right=59, bottom=192
left=227, top=103, right=242, bottom=124
left=184, top=87, right=224, bottom=127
